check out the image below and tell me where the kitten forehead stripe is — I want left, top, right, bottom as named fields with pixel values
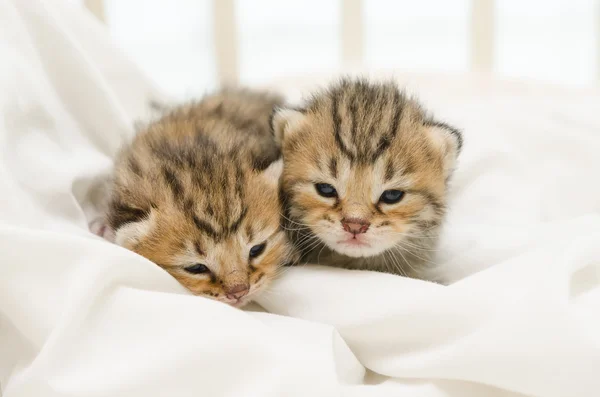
left=228, top=207, right=248, bottom=234
left=194, top=241, right=205, bottom=256
left=193, top=214, right=218, bottom=239
left=324, top=80, right=417, bottom=164
left=349, top=93, right=358, bottom=139
left=277, top=78, right=463, bottom=280
left=245, top=224, right=254, bottom=242
left=329, top=157, right=338, bottom=178
left=390, top=88, right=402, bottom=139
left=384, top=160, right=395, bottom=182
left=106, top=88, right=291, bottom=307
left=162, top=166, right=183, bottom=199
left=331, top=92, right=355, bottom=161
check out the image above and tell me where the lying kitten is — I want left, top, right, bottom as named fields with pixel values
left=272, top=79, right=462, bottom=282
left=99, top=89, right=295, bottom=307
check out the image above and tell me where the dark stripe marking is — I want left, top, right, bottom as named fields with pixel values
left=228, top=207, right=248, bottom=234
left=193, top=215, right=218, bottom=239
left=245, top=224, right=254, bottom=242
left=162, top=167, right=183, bottom=198
left=109, top=201, right=149, bottom=229
left=128, top=157, right=142, bottom=176
left=384, top=160, right=395, bottom=182
left=331, top=94, right=355, bottom=161
left=414, top=190, right=444, bottom=215
left=194, top=241, right=205, bottom=256
left=328, top=157, right=338, bottom=178
left=390, top=89, right=402, bottom=138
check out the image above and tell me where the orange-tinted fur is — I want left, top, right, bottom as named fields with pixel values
left=272, top=79, right=462, bottom=282
left=106, top=89, right=295, bottom=306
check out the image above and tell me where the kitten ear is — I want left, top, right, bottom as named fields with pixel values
left=89, top=217, right=116, bottom=243
left=271, top=107, right=306, bottom=145
left=259, top=158, right=283, bottom=186
left=425, top=121, right=463, bottom=178
left=113, top=210, right=156, bottom=248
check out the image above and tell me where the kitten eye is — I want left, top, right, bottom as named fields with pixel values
left=379, top=190, right=405, bottom=204
left=184, top=263, right=211, bottom=274
left=249, top=242, right=267, bottom=258
left=315, top=183, right=337, bottom=198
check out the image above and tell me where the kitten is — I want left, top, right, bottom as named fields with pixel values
left=102, top=89, right=295, bottom=307
left=271, top=79, right=462, bottom=282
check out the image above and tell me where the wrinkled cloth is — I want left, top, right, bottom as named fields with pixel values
left=1, top=1, right=599, bottom=396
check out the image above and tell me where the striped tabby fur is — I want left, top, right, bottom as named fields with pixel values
left=272, top=78, right=462, bottom=282
left=105, top=89, right=295, bottom=306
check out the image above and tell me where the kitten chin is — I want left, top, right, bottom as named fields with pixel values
left=100, top=88, right=295, bottom=306
left=274, top=78, right=461, bottom=283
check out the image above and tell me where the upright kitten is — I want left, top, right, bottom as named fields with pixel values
left=272, top=79, right=462, bottom=282
left=103, top=89, right=295, bottom=306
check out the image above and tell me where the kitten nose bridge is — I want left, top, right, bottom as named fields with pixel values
left=341, top=198, right=372, bottom=234
left=222, top=266, right=250, bottom=301
left=343, top=200, right=371, bottom=221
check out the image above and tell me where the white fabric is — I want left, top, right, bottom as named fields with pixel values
left=1, top=1, right=600, bottom=396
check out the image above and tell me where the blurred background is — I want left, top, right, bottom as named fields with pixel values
left=74, top=0, right=599, bottom=100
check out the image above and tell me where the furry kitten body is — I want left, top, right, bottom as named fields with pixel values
left=272, top=79, right=462, bottom=282
left=104, top=89, right=295, bottom=306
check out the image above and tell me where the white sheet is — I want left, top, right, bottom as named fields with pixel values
left=1, top=1, right=600, bottom=396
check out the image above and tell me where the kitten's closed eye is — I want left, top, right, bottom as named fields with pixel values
left=379, top=190, right=404, bottom=204
left=315, top=183, right=337, bottom=198
left=184, top=263, right=211, bottom=274
left=249, top=242, right=266, bottom=258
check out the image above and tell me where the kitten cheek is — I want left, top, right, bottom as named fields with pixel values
left=169, top=271, right=216, bottom=295
left=293, top=190, right=333, bottom=212
left=249, top=274, right=271, bottom=295
left=310, top=217, right=337, bottom=236
left=381, top=224, right=420, bottom=248
left=418, top=206, right=440, bottom=222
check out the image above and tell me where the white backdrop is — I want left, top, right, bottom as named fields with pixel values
left=2, top=1, right=600, bottom=397
left=72, top=0, right=600, bottom=99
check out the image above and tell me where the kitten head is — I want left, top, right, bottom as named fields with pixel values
left=107, top=132, right=292, bottom=307
left=272, top=79, right=462, bottom=259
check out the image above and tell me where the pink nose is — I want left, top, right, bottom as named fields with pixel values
left=226, top=284, right=249, bottom=300
left=341, top=218, right=370, bottom=235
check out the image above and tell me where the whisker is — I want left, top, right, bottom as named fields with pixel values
left=294, top=232, right=321, bottom=245
left=295, top=235, right=321, bottom=249
left=279, top=213, right=313, bottom=228
left=382, top=250, right=393, bottom=275
left=383, top=230, right=440, bottom=239
left=315, top=243, right=328, bottom=266
left=299, top=238, right=323, bottom=253
left=392, top=245, right=417, bottom=276
left=281, top=224, right=311, bottom=232
left=385, top=249, right=408, bottom=277
left=388, top=239, right=439, bottom=252
left=392, top=243, right=437, bottom=268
